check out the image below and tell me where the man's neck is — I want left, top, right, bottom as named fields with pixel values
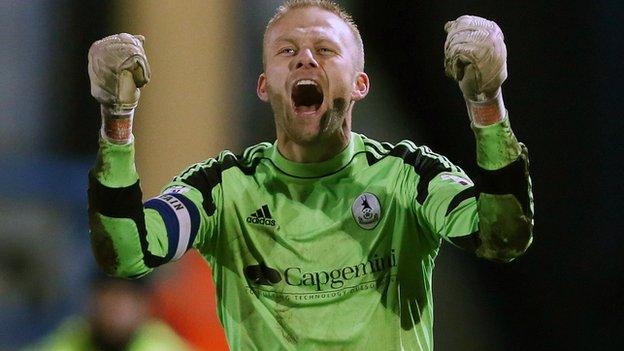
left=277, top=130, right=351, bottom=163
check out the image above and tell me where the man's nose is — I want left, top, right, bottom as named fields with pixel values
left=295, top=48, right=318, bottom=69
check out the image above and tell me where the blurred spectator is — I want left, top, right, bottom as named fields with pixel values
left=24, top=274, right=192, bottom=351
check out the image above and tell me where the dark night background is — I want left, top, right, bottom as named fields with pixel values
left=353, top=1, right=624, bottom=349
left=1, top=1, right=622, bottom=350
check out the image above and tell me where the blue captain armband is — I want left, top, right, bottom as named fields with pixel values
left=144, top=192, right=200, bottom=261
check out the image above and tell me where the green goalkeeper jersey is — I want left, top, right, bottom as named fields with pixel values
left=88, top=118, right=533, bottom=351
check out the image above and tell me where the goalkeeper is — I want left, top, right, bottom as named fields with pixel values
left=87, top=1, right=533, bottom=350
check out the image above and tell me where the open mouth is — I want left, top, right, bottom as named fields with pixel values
left=291, top=79, right=324, bottom=116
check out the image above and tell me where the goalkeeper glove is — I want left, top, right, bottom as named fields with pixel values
left=444, top=15, right=507, bottom=126
left=88, top=33, right=151, bottom=143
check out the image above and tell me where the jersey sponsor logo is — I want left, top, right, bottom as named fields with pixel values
left=163, top=185, right=191, bottom=194
left=352, top=192, right=381, bottom=229
left=243, top=262, right=282, bottom=285
left=284, top=250, right=397, bottom=291
left=440, top=173, right=473, bottom=186
left=243, top=250, right=397, bottom=293
left=246, top=204, right=276, bottom=227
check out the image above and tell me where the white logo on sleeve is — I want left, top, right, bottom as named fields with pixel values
left=164, top=185, right=191, bottom=194
left=440, top=174, right=473, bottom=186
left=352, top=192, right=381, bottom=230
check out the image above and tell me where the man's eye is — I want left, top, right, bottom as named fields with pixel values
left=318, top=48, right=334, bottom=54
left=279, top=48, right=295, bottom=55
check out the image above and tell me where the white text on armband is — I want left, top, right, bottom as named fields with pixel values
left=144, top=193, right=200, bottom=262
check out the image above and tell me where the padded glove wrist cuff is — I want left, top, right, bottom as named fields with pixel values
left=100, top=105, right=134, bottom=145
left=465, top=88, right=505, bottom=126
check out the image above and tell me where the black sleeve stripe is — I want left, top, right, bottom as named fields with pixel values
left=445, top=186, right=476, bottom=216
left=365, top=139, right=390, bottom=155
left=88, top=171, right=167, bottom=268
left=88, top=171, right=143, bottom=218
left=415, top=159, right=451, bottom=205
left=365, top=151, right=380, bottom=166
left=476, top=145, right=531, bottom=216
left=179, top=163, right=221, bottom=216
left=448, top=231, right=481, bottom=252
left=399, top=145, right=454, bottom=205
left=362, top=141, right=388, bottom=166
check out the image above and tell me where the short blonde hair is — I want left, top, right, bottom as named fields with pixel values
left=263, top=0, right=365, bottom=72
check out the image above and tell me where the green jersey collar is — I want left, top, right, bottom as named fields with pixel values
left=269, top=133, right=360, bottom=178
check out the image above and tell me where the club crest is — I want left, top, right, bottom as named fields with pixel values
left=352, top=192, right=381, bottom=230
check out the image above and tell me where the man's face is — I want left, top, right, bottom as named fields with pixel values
left=258, top=7, right=369, bottom=146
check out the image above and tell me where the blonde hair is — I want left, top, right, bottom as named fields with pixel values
left=263, top=0, right=365, bottom=72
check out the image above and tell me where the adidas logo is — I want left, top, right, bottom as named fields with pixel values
left=246, top=205, right=276, bottom=226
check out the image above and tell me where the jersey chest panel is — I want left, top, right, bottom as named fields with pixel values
left=214, top=161, right=431, bottom=300
left=207, top=151, right=441, bottom=348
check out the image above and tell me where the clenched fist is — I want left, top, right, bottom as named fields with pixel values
left=88, top=33, right=151, bottom=112
left=444, top=15, right=507, bottom=101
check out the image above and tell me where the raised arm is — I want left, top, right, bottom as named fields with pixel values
left=86, top=34, right=209, bottom=277
left=443, top=15, right=533, bottom=262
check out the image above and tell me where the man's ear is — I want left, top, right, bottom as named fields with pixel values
left=351, top=72, right=370, bottom=101
left=257, top=73, right=269, bottom=102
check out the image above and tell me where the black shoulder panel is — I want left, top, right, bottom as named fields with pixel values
left=363, top=140, right=453, bottom=205
left=178, top=152, right=264, bottom=216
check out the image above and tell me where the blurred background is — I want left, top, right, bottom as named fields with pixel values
left=1, top=0, right=622, bottom=350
